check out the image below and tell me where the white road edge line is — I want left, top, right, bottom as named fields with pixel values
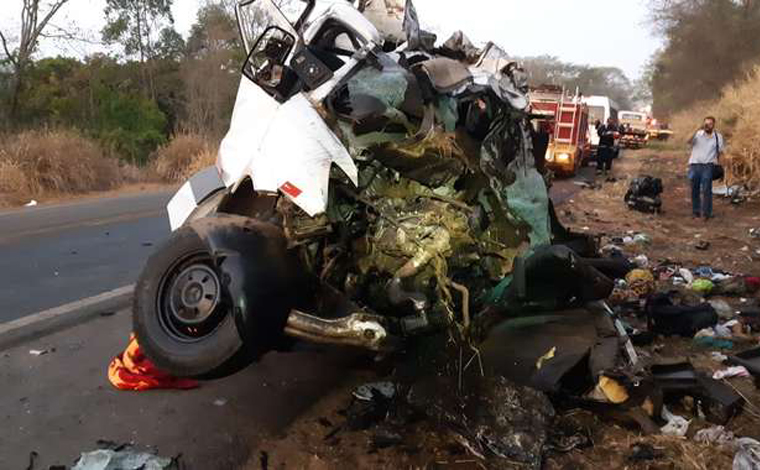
left=0, top=285, right=135, bottom=336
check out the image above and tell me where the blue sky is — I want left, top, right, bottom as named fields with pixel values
left=1, top=0, right=661, bottom=79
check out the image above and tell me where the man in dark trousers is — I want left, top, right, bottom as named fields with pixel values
left=596, top=117, right=618, bottom=176
left=687, top=116, right=725, bottom=220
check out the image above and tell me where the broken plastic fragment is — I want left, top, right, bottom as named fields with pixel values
left=535, top=346, right=556, bottom=370
left=594, top=375, right=629, bottom=404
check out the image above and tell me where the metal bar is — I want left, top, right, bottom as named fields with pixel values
left=283, top=309, right=398, bottom=352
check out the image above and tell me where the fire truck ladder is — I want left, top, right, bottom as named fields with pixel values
left=554, top=92, right=578, bottom=146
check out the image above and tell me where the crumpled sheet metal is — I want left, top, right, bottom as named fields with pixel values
left=223, top=0, right=551, bottom=328
left=358, top=0, right=406, bottom=44
left=440, top=30, right=481, bottom=62
left=218, top=80, right=359, bottom=217
left=419, top=57, right=473, bottom=94
left=475, top=42, right=511, bottom=75
left=402, top=0, right=436, bottom=50
left=327, top=47, right=543, bottom=311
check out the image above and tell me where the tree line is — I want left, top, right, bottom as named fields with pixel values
left=647, top=0, right=760, bottom=117
left=1, top=0, right=642, bottom=165
left=0, top=0, right=242, bottom=164
left=517, top=55, right=639, bottom=110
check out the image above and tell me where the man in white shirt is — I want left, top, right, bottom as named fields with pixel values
left=687, top=116, right=725, bottom=220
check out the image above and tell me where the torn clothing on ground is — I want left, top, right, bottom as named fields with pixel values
left=108, top=335, right=199, bottom=392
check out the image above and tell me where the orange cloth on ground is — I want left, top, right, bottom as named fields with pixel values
left=108, top=334, right=199, bottom=391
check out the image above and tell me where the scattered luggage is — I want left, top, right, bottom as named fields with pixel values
left=625, top=176, right=663, bottom=214
left=645, top=292, right=718, bottom=337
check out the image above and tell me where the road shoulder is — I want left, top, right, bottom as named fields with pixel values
left=0, top=286, right=134, bottom=351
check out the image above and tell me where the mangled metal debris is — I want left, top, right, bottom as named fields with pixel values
left=135, top=0, right=579, bottom=380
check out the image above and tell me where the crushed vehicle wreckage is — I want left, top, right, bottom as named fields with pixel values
left=127, top=1, right=759, bottom=467
left=133, top=0, right=611, bottom=377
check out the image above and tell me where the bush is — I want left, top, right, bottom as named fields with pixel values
left=152, top=134, right=217, bottom=183
left=670, top=65, right=760, bottom=188
left=0, top=129, right=123, bottom=203
left=95, top=91, right=169, bottom=165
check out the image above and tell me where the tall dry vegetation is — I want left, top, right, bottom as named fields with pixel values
left=0, top=0, right=238, bottom=206
left=151, top=134, right=217, bottom=183
left=670, top=65, right=760, bottom=188
left=0, top=130, right=123, bottom=205
left=648, top=1, right=760, bottom=187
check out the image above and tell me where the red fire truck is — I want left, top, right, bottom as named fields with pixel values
left=530, top=85, right=590, bottom=176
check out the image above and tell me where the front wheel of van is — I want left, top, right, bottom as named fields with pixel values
left=133, top=226, right=257, bottom=379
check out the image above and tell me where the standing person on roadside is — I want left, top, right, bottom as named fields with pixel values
left=596, top=117, right=618, bottom=176
left=688, top=116, right=725, bottom=220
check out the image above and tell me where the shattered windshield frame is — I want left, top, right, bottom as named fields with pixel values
left=236, top=0, right=313, bottom=53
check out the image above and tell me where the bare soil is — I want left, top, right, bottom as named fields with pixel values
left=233, top=150, right=760, bottom=470
left=560, top=149, right=760, bottom=275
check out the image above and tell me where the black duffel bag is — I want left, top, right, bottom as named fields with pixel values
left=645, top=292, right=718, bottom=337
left=713, top=164, right=725, bottom=181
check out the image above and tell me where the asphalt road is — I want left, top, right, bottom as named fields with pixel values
left=0, top=191, right=173, bottom=322
left=0, top=310, right=363, bottom=469
left=551, top=165, right=596, bottom=204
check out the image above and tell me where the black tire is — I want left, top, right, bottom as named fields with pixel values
left=133, top=226, right=256, bottom=379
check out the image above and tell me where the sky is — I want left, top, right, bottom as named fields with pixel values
left=0, top=0, right=662, bottom=79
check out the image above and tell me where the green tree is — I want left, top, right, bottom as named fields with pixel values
left=632, top=59, right=655, bottom=109
left=0, top=0, right=72, bottom=124
left=520, top=56, right=634, bottom=109
left=648, top=0, right=760, bottom=115
left=102, top=0, right=175, bottom=99
left=12, top=54, right=169, bottom=163
left=154, top=27, right=186, bottom=62
left=519, top=55, right=577, bottom=85
left=19, top=56, right=83, bottom=124
left=96, top=89, right=167, bottom=165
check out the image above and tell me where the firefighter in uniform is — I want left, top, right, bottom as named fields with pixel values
left=596, top=117, right=618, bottom=176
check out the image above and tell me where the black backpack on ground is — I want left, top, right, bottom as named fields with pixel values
left=645, top=292, right=718, bottom=337
left=625, top=176, right=663, bottom=214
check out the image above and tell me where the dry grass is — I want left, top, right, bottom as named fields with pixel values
left=579, top=433, right=736, bottom=470
left=151, top=134, right=217, bottom=184
left=0, top=129, right=123, bottom=205
left=670, top=64, right=760, bottom=188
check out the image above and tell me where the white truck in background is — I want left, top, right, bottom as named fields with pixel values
left=582, top=95, right=620, bottom=157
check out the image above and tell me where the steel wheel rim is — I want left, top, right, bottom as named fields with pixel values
left=157, top=252, right=228, bottom=343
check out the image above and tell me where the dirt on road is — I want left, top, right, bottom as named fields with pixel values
left=560, top=149, right=760, bottom=275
